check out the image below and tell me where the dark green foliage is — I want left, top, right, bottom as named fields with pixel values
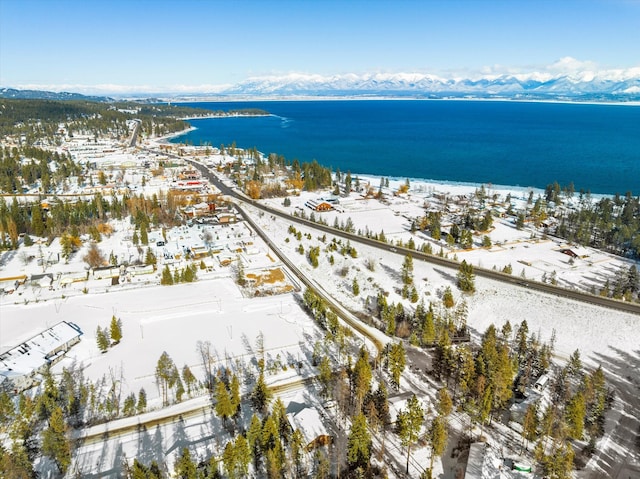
left=41, top=406, right=71, bottom=474
left=96, top=326, right=109, bottom=353
left=457, top=260, right=476, bottom=293
left=347, top=413, right=371, bottom=470
left=251, top=372, right=271, bottom=414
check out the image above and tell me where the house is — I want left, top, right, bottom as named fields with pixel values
left=305, top=198, right=334, bottom=212
left=92, top=265, right=121, bottom=279
left=286, top=396, right=333, bottom=451
left=0, top=322, right=83, bottom=394
left=559, top=249, right=579, bottom=259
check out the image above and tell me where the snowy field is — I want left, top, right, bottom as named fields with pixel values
left=1, top=151, right=639, bottom=478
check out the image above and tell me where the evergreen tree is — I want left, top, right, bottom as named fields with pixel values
left=161, top=265, right=174, bottom=285
left=352, top=277, right=359, bottom=296
left=110, top=315, right=122, bottom=344
left=436, top=388, right=453, bottom=417
left=401, top=254, right=414, bottom=285
left=215, top=381, right=234, bottom=426
left=41, top=406, right=71, bottom=475
left=565, top=391, right=586, bottom=439
left=396, top=394, right=424, bottom=474
left=222, top=441, right=237, bottom=479
left=247, top=414, right=263, bottom=470
left=123, top=393, right=136, bottom=417
left=174, top=447, right=197, bottom=479
left=235, top=434, right=250, bottom=477
left=251, top=372, right=271, bottom=414
left=318, top=355, right=333, bottom=399
left=137, top=388, right=147, bottom=413
left=155, top=351, right=178, bottom=406
left=140, top=223, right=149, bottom=245
left=182, top=365, right=196, bottom=396
left=428, top=415, right=448, bottom=470
left=442, top=286, right=455, bottom=308
left=522, top=402, right=539, bottom=451
left=352, top=346, right=373, bottom=413
left=457, top=260, right=476, bottom=293
left=387, top=341, right=406, bottom=390
left=96, top=326, right=109, bottom=353
left=230, top=374, right=241, bottom=417
left=347, top=413, right=371, bottom=470
left=289, top=428, right=306, bottom=477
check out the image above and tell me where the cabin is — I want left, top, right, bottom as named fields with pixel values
left=305, top=198, right=334, bottom=212
left=559, top=249, right=579, bottom=259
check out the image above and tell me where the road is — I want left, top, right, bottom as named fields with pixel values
left=176, top=153, right=640, bottom=316
left=137, top=148, right=640, bottom=478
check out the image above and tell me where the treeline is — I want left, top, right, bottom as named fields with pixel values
left=553, top=191, right=640, bottom=259
left=0, top=98, right=215, bottom=141
left=0, top=191, right=182, bottom=250
left=0, top=145, right=81, bottom=193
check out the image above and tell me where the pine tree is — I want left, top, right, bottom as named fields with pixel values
left=442, top=286, right=455, bottom=308
left=565, top=391, right=586, bottom=439
left=222, top=440, right=237, bottom=479
left=123, top=393, right=136, bottom=417
left=140, top=223, right=149, bottom=245
left=247, top=414, right=263, bottom=470
left=457, top=260, right=476, bottom=293
left=137, top=388, right=147, bottom=413
left=174, top=447, right=197, bottom=479
left=215, top=381, right=233, bottom=426
left=428, top=415, right=448, bottom=470
left=96, top=326, right=109, bottom=353
left=352, top=346, right=373, bottom=413
left=182, top=365, right=197, bottom=396
left=155, top=351, right=178, bottom=406
left=235, top=434, right=250, bottom=477
left=347, top=413, right=371, bottom=470
left=289, top=428, right=305, bottom=477
left=110, top=315, right=122, bottom=344
left=41, top=406, right=71, bottom=474
left=387, top=341, right=406, bottom=390
left=161, top=265, right=174, bottom=285
left=396, top=394, right=424, bottom=474
left=251, top=372, right=271, bottom=414
left=522, top=402, right=539, bottom=451
left=318, top=355, right=333, bottom=399
left=436, top=388, right=453, bottom=417
left=401, top=254, right=414, bottom=285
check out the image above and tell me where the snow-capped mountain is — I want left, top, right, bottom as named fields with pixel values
left=218, top=69, right=640, bottom=101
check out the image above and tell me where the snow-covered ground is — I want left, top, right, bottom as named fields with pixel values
left=1, top=146, right=639, bottom=478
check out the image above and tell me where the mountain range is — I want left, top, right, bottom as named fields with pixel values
left=3, top=68, right=640, bottom=102
left=217, top=70, right=640, bottom=101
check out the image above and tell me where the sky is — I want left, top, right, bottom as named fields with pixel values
left=1, top=0, right=639, bottom=94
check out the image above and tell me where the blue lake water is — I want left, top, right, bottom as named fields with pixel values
left=171, top=100, right=640, bottom=195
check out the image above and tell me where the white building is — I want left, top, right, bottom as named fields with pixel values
left=0, top=321, right=83, bottom=394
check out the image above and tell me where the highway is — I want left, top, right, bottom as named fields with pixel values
left=177, top=153, right=640, bottom=316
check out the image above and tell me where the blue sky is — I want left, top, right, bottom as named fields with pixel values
left=1, top=0, right=639, bottom=93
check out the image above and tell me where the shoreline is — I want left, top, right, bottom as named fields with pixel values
left=166, top=95, right=640, bottom=107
